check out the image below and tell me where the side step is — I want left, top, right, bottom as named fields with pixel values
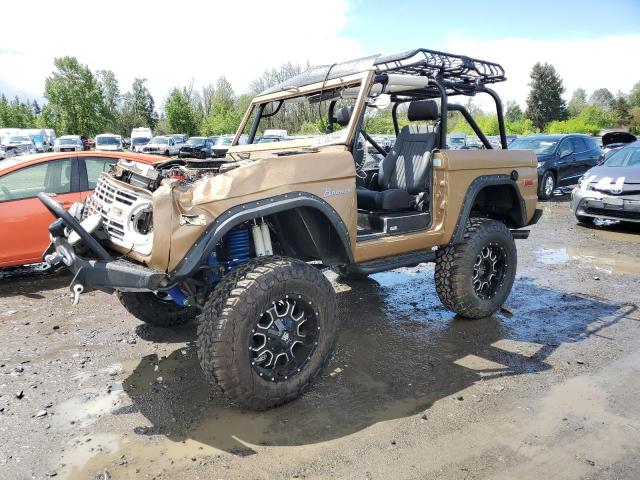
left=342, top=249, right=437, bottom=276
left=510, top=229, right=530, bottom=239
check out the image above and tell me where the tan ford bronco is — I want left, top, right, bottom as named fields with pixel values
left=41, top=49, right=542, bottom=409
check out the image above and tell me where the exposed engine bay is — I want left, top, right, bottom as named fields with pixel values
left=110, top=157, right=241, bottom=192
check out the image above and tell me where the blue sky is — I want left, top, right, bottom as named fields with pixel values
left=346, top=0, right=640, bottom=50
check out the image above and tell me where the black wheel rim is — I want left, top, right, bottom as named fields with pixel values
left=249, top=295, right=319, bottom=382
left=472, top=242, right=507, bottom=300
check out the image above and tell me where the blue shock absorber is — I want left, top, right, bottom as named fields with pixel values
left=226, top=228, right=250, bottom=268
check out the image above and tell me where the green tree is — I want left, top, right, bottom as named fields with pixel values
left=44, top=56, right=105, bottom=135
left=525, top=62, right=567, bottom=131
left=589, top=88, right=615, bottom=111
left=165, top=87, right=199, bottom=136
left=629, top=81, right=640, bottom=108
left=567, top=88, right=588, bottom=117
left=123, top=78, right=156, bottom=129
left=201, top=76, right=241, bottom=135
left=31, top=100, right=41, bottom=116
left=629, top=106, right=640, bottom=135
left=505, top=101, right=523, bottom=122
left=612, top=92, right=630, bottom=126
left=96, top=70, right=121, bottom=132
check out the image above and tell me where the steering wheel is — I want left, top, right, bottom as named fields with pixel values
left=37, top=192, right=111, bottom=261
left=0, top=185, right=12, bottom=200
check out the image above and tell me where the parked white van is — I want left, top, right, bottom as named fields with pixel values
left=95, top=133, right=123, bottom=151
left=131, top=127, right=152, bottom=152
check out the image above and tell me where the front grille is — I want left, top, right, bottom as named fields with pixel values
left=585, top=207, right=640, bottom=220
left=87, top=175, right=150, bottom=245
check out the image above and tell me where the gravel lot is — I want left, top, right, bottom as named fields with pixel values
left=1, top=194, right=639, bottom=480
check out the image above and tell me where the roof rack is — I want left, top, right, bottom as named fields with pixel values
left=257, top=49, right=505, bottom=97
left=374, top=48, right=506, bottom=85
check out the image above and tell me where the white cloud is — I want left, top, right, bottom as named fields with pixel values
left=0, top=0, right=363, bottom=109
left=441, top=33, right=640, bottom=110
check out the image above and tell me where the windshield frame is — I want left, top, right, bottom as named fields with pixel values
left=232, top=70, right=374, bottom=151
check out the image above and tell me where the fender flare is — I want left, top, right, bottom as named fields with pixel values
left=450, top=174, right=527, bottom=244
left=169, top=191, right=353, bottom=280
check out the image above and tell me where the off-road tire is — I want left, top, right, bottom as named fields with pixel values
left=538, top=170, right=555, bottom=200
left=435, top=218, right=517, bottom=319
left=117, top=291, right=198, bottom=327
left=197, top=256, right=337, bottom=410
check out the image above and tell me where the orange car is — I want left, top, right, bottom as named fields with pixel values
left=0, top=151, right=162, bottom=268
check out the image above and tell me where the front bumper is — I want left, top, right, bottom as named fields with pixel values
left=571, top=187, right=640, bottom=223
left=49, top=233, right=167, bottom=294
left=38, top=193, right=168, bottom=294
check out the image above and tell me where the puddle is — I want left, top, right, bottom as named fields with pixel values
left=52, top=388, right=125, bottom=429
left=60, top=433, right=121, bottom=479
left=535, top=245, right=640, bottom=275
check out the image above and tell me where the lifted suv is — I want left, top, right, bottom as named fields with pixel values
left=41, top=49, right=541, bottom=410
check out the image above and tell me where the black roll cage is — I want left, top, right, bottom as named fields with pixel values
left=383, top=79, right=507, bottom=150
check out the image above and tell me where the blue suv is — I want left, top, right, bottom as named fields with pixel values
left=509, top=134, right=602, bottom=199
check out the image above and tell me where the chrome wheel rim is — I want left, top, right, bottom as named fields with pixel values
left=249, top=296, right=319, bottom=382
left=544, top=175, right=554, bottom=196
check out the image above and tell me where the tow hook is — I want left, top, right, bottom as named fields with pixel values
left=72, top=283, right=84, bottom=306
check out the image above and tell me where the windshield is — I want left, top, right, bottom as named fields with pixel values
left=58, top=138, right=78, bottom=145
left=509, top=138, right=558, bottom=155
left=96, top=136, right=120, bottom=145
left=8, top=136, right=31, bottom=143
left=150, top=136, right=168, bottom=144
left=450, top=137, right=465, bottom=145
left=216, top=137, right=233, bottom=146
left=187, top=137, right=205, bottom=146
left=604, top=147, right=640, bottom=167
left=257, top=137, right=281, bottom=143
left=131, top=137, right=150, bottom=145
left=238, top=80, right=364, bottom=146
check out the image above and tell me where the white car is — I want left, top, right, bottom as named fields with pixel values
left=140, top=136, right=180, bottom=156
left=95, top=133, right=123, bottom=151
left=2, top=135, right=36, bottom=155
left=53, top=135, right=84, bottom=152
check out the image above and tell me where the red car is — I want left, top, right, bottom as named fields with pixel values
left=0, top=151, right=161, bottom=268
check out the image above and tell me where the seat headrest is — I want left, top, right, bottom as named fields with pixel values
left=335, top=106, right=353, bottom=127
left=407, top=100, right=439, bottom=122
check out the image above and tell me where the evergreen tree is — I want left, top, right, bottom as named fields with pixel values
left=525, top=62, right=567, bottom=131
left=567, top=88, right=587, bottom=117
left=505, top=101, right=523, bottom=122
left=611, top=92, right=630, bottom=126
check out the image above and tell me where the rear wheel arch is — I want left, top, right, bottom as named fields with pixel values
left=451, top=175, right=527, bottom=244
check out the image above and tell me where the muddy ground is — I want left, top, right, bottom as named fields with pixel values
left=1, top=195, right=640, bottom=480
